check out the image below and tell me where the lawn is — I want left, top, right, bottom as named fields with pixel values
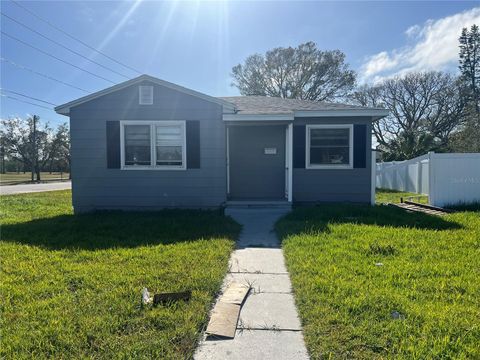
left=0, top=190, right=240, bottom=359
left=0, top=172, right=70, bottom=185
left=277, top=196, right=479, bottom=359
left=375, top=188, right=428, bottom=204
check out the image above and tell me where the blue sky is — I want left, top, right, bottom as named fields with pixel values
left=1, top=1, right=479, bottom=126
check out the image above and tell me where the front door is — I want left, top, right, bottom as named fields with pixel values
left=228, top=125, right=286, bottom=200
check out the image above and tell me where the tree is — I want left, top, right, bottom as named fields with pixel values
left=459, top=24, right=480, bottom=112
left=451, top=24, right=480, bottom=152
left=1, top=116, right=69, bottom=181
left=51, top=123, right=71, bottom=178
left=350, top=72, right=465, bottom=160
left=231, top=42, right=356, bottom=102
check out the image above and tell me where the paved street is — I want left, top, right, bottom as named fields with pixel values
left=0, top=181, right=71, bottom=195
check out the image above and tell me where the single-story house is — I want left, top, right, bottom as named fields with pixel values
left=55, top=75, right=388, bottom=213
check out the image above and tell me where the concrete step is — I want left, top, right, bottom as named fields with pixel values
left=225, top=201, right=292, bottom=210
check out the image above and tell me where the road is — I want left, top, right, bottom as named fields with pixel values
left=0, top=181, right=71, bottom=195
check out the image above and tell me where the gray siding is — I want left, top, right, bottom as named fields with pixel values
left=69, top=80, right=226, bottom=212
left=293, top=117, right=373, bottom=203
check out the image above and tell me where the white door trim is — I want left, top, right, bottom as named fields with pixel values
left=226, top=126, right=230, bottom=195
left=287, top=123, right=293, bottom=202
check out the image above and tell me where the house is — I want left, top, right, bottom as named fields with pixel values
left=55, top=75, right=388, bottom=213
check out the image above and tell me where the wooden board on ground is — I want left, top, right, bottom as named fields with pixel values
left=153, top=290, right=191, bottom=305
left=392, top=203, right=447, bottom=216
left=205, top=282, right=251, bottom=339
left=205, top=302, right=241, bottom=338
left=219, top=282, right=251, bottom=305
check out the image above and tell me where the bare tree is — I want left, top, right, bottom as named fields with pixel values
left=350, top=72, right=465, bottom=160
left=231, top=42, right=356, bottom=102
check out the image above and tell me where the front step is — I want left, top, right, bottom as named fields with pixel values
left=225, top=201, right=292, bottom=209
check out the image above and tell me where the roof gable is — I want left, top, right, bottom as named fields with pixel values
left=55, top=75, right=236, bottom=116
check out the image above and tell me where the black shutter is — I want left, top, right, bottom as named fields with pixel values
left=293, top=125, right=306, bottom=168
left=353, top=124, right=367, bottom=168
left=186, top=121, right=200, bottom=169
left=106, top=121, right=120, bottom=169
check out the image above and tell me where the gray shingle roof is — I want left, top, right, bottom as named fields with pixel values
left=217, top=96, right=384, bottom=115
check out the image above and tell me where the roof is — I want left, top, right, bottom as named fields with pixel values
left=55, top=74, right=388, bottom=120
left=219, top=96, right=388, bottom=121
left=218, top=96, right=384, bottom=115
left=55, top=74, right=236, bottom=116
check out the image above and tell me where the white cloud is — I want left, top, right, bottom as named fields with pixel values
left=360, top=7, right=480, bottom=84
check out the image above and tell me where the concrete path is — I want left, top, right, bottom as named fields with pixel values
left=195, top=208, right=309, bottom=360
left=0, top=181, right=71, bottom=195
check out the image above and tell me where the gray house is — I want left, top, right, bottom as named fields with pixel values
left=55, top=75, right=388, bottom=213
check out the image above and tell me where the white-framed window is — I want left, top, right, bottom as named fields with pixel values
left=139, top=85, right=153, bottom=105
left=120, top=120, right=186, bottom=170
left=306, top=124, right=353, bottom=169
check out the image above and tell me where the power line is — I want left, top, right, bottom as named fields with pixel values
left=10, top=0, right=143, bottom=76
left=0, top=94, right=53, bottom=110
left=1, top=12, right=131, bottom=80
left=1, top=31, right=117, bottom=84
left=1, top=57, right=90, bottom=93
left=0, top=89, right=57, bottom=106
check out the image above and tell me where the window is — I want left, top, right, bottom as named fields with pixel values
left=155, top=124, right=183, bottom=166
left=306, top=124, right=353, bottom=169
left=121, top=121, right=186, bottom=170
left=124, top=125, right=151, bottom=166
left=139, top=86, right=153, bottom=105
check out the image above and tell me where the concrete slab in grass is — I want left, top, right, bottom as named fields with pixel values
left=239, top=293, right=302, bottom=330
left=225, top=273, right=292, bottom=294
left=195, top=329, right=309, bottom=360
left=229, top=248, right=288, bottom=274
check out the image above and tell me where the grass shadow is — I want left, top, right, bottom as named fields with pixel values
left=276, top=203, right=463, bottom=239
left=1, top=209, right=240, bottom=251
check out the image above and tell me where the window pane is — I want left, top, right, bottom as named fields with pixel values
left=310, top=128, right=349, bottom=147
left=156, top=146, right=182, bottom=165
left=310, top=128, right=350, bottom=165
left=124, top=125, right=151, bottom=166
left=155, top=125, right=183, bottom=166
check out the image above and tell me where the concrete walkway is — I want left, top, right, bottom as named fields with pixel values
left=0, top=181, right=71, bottom=195
left=195, top=208, right=309, bottom=360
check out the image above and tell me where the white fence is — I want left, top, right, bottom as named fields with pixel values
left=376, top=152, right=480, bottom=207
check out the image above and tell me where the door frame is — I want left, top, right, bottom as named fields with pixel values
left=226, top=123, right=293, bottom=202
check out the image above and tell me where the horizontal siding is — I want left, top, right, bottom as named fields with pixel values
left=293, top=117, right=373, bottom=203
left=74, top=196, right=225, bottom=208
left=70, top=80, right=227, bottom=212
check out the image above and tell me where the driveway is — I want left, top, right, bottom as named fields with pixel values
left=0, top=181, right=71, bottom=195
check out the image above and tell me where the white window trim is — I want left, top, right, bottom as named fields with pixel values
left=120, top=120, right=187, bottom=170
left=138, top=86, right=153, bottom=105
left=305, top=124, right=353, bottom=169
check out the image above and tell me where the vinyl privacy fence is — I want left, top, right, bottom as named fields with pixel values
left=376, top=152, right=480, bottom=207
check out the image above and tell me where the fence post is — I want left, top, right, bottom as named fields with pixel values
left=416, top=159, right=421, bottom=194
left=427, top=152, right=434, bottom=205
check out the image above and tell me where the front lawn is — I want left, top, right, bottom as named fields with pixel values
left=0, top=190, right=240, bottom=359
left=277, top=203, right=479, bottom=359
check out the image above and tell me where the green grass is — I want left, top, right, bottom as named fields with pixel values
left=277, top=204, right=480, bottom=359
left=0, top=190, right=240, bottom=359
left=376, top=188, right=428, bottom=204
left=0, top=172, right=70, bottom=185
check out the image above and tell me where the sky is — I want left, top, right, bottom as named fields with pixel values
left=1, top=0, right=479, bottom=126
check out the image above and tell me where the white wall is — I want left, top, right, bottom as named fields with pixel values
left=376, top=152, right=480, bottom=207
